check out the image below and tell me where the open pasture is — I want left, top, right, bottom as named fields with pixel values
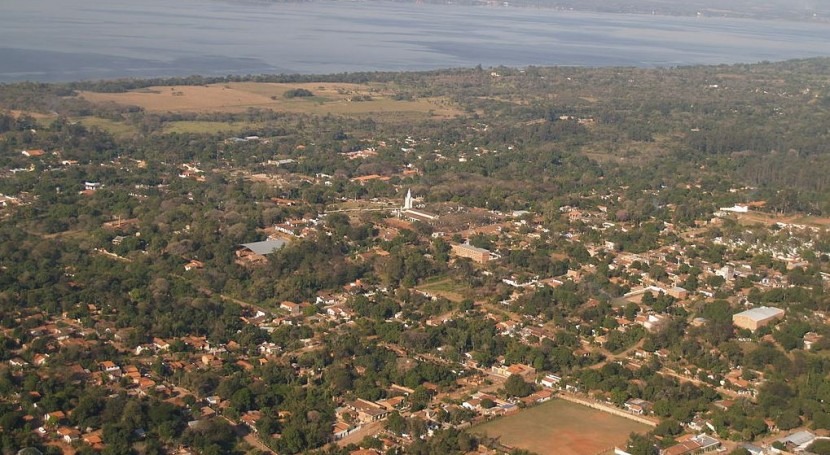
left=78, top=82, right=461, bottom=119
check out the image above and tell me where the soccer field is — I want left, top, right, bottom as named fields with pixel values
left=473, top=399, right=651, bottom=455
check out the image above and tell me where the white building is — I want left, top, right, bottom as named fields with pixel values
left=404, top=189, right=413, bottom=210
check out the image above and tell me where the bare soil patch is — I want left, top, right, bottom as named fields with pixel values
left=473, top=399, right=650, bottom=455
left=734, top=211, right=830, bottom=228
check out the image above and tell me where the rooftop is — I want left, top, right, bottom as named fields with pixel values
left=239, top=239, right=288, bottom=255
left=733, top=306, right=785, bottom=321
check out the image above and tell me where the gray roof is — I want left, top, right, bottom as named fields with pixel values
left=693, top=434, right=720, bottom=449
left=456, top=243, right=491, bottom=254
left=240, top=239, right=287, bottom=255
left=778, top=430, right=815, bottom=447
left=734, top=306, right=784, bottom=322
left=740, top=443, right=764, bottom=455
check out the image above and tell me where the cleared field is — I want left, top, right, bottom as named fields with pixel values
left=77, top=116, right=137, bottom=137
left=417, top=277, right=470, bottom=303
left=734, top=210, right=830, bottom=228
left=473, top=399, right=650, bottom=455
left=78, top=82, right=462, bottom=119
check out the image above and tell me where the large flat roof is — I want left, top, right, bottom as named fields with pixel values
left=734, top=306, right=784, bottom=321
left=240, top=239, right=287, bottom=255
left=454, top=243, right=491, bottom=254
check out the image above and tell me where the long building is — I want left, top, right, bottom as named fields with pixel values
left=451, top=243, right=492, bottom=264
left=732, top=306, right=785, bottom=332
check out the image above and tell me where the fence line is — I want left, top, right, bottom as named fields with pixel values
left=556, top=393, right=658, bottom=427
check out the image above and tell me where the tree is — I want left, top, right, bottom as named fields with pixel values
left=775, top=409, right=801, bottom=431
left=807, top=440, right=830, bottom=455
left=504, top=374, right=533, bottom=398
left=283, top=88, right=314, bottom=98
left=626, top=433, right=658, bottom=455
left=386, top=411, right=406, bottom=435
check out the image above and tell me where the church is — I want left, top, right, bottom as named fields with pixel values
left=399, top=189, right=438, bottom=223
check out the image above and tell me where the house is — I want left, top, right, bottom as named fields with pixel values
left=624, top=398, right=653, bottom=415
left=377, top=396, right=405, bottom=411
left=346, top=399, right=388, bottom=423
left=332, top=421, right=353, bottom=440
left=183, top=336, right=210, bottom=351
left=637, top=314, right=670, bottom=333
left=32, top=354, right=49, bottom=366
left=462, top=393, right=500, bottom=412
left=153, top=338, right=170, bottom=350
left=521, top=326, right=553, bottom=342
left=349, top=449, right=380, bottom=455
left=660, top=434, right=720, bottom=455
left=45, top=411, right=66, bottom=425
left=99, top=361, right=120, bottom=373
left=539, top=374, right=562, bottom=388
left=240, top=410, right=262, bottom=431
left=496, top=320, right=520, bottom=335
left=687, top=416, right=715, bottom=433
left=326, top=306, right=354, bottom=320
left=83, top=431, right=104, bottom=449
left=533, top=390, right=553, bottom=402
left=738, top=443, right=764, bottom=455
left=184, top=260, right=204, bottom=271
left=21, top=149, right=46, bottom=157
left=236, top=360, right=254, bottom=371
left=280, top=301, right=302, bottom=315
left=258, top=342, right=281, bottom=356
left=491, top=363, right=536, bottom=379
left=667, top=286, right=689, bottom=300
left=57, top=427, right=81, bottom=443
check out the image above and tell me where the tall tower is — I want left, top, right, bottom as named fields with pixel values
left=404, top=189, right=413, bottom=210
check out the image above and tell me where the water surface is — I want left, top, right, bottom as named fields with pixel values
left=1, top=0, right=829, bottom=81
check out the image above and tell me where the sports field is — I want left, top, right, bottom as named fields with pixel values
left=473, top=399, right=650, bottom=455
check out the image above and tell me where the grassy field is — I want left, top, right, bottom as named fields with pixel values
left=78, top=82, right=462, bottom=119
left=473, top=399, right=650, bottom=455
left=417, top=277, right=470, bottom=303
left=77, top=116, right=137, bottom=138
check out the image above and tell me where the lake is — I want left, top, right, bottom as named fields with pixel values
left=2, top=0, right=830, bottom=82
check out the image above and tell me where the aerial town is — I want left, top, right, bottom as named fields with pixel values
left=1, top=60, right=830, bottom=455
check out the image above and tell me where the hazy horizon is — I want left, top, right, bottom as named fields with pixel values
left=2, top=0, right=830, bottom=82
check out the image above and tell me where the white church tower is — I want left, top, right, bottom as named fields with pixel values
left=404, top=189, right=413, bottom=210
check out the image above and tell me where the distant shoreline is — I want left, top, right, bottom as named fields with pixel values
left=245, top=0, right=830, bottom=24
left=3, top=0, right=830, bottom=83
